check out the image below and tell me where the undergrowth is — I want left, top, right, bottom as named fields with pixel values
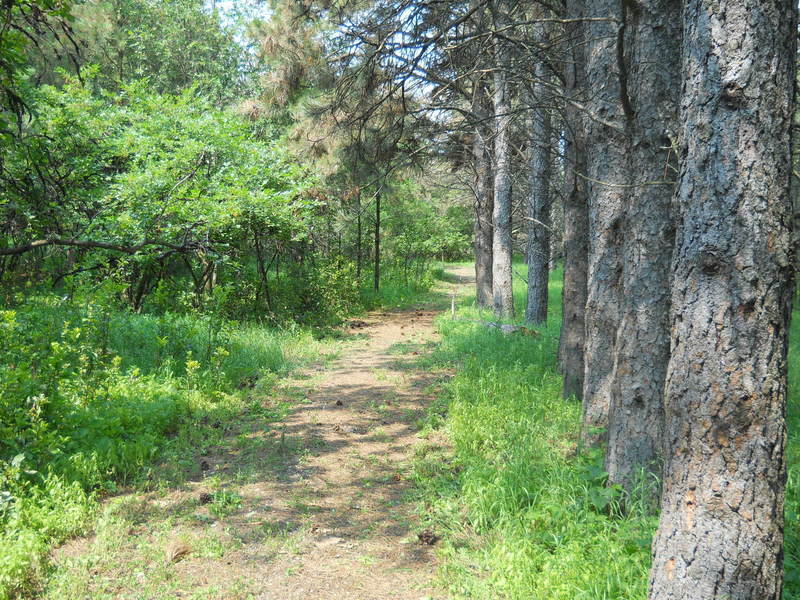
left=416, top=263, right=800, bottom=599
left=0, top=265, right=437, bottom=598
left=0, top=293, right=335, bottom=598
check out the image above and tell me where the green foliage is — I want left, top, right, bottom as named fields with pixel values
left=40, top=0, right=255, bottom=102
left=2, top=75, right=312, bottom=247
left=0, top=473, right=92, bottom=599
left=252, top=0, right=331, bottom=113
left=291, top=257, right=363, bottom=323
left=209, top=489, right=243, bottom=518
left=0, top=76, right=442, bottom=324
left=0, top=293, right=325, bottom=598
left=382, top=178, right=471, bottom=283
left=0, top=1, right=75, bottom=140
left=0, top=78, right=333, bottom=313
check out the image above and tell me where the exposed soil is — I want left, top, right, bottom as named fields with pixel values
left=48, top=269, right=474, bottom=600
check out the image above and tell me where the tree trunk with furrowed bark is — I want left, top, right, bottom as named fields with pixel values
left=558, top=0, right=589, bottom=401
left=473, top=78, right=494, bottom=308
left=604, top=0, right=680, bottom=494
left=525, top=54, right=552, bottom=325
left=581, top=0, right=626, bottom=445
left=648, top=0, right=796, bottom=597
left=490, top=0, right=514, bottom=317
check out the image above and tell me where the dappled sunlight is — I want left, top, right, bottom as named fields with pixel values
left=44, top=270, right=471, bottom=600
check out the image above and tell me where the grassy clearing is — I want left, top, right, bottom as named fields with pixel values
left=415, top=263, right=800, bottom=599
left=361, top=274, right=442, bottom=310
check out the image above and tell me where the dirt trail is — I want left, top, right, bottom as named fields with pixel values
left=49, top=268, right=474, bottom=600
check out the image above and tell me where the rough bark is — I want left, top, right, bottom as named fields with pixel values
left=558, top=1, right=588, bottom=401
left=490, top=0, right=514, bottom=317
left=648, top=1, right=796, bottom=598
left=604, top=0, right=680, bottom=492
left=549, top=172, right=564, bottom=270
left=473, top=79, right=494, bottom=308
left=581, top=0, right=626, bottom=444
left=525, top=55, right=552, bottom=325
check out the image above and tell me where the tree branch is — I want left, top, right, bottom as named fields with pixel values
left=0, top=237, right=196, bottom=257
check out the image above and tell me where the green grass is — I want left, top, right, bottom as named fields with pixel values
left=359, top=271, right=441, bottom=309
left=0, top=295, right=336, bottom=599
left=0, top=265, right=439, bottom=599
left=416, top=262, right=800, bottom=599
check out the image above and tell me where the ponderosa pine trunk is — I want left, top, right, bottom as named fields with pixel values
left=604, top=0, right=680, bottom=493
left=525, top=60, right=552, bottom=325
left=490, top=0, right=514, bottom=317
left=473, top=79, right=494, bottom=308
left=581, top=0, right=626, bottom=445
left=558, top=1, right=588, bottom=400
left=648, top=1, right=796, bottom=597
